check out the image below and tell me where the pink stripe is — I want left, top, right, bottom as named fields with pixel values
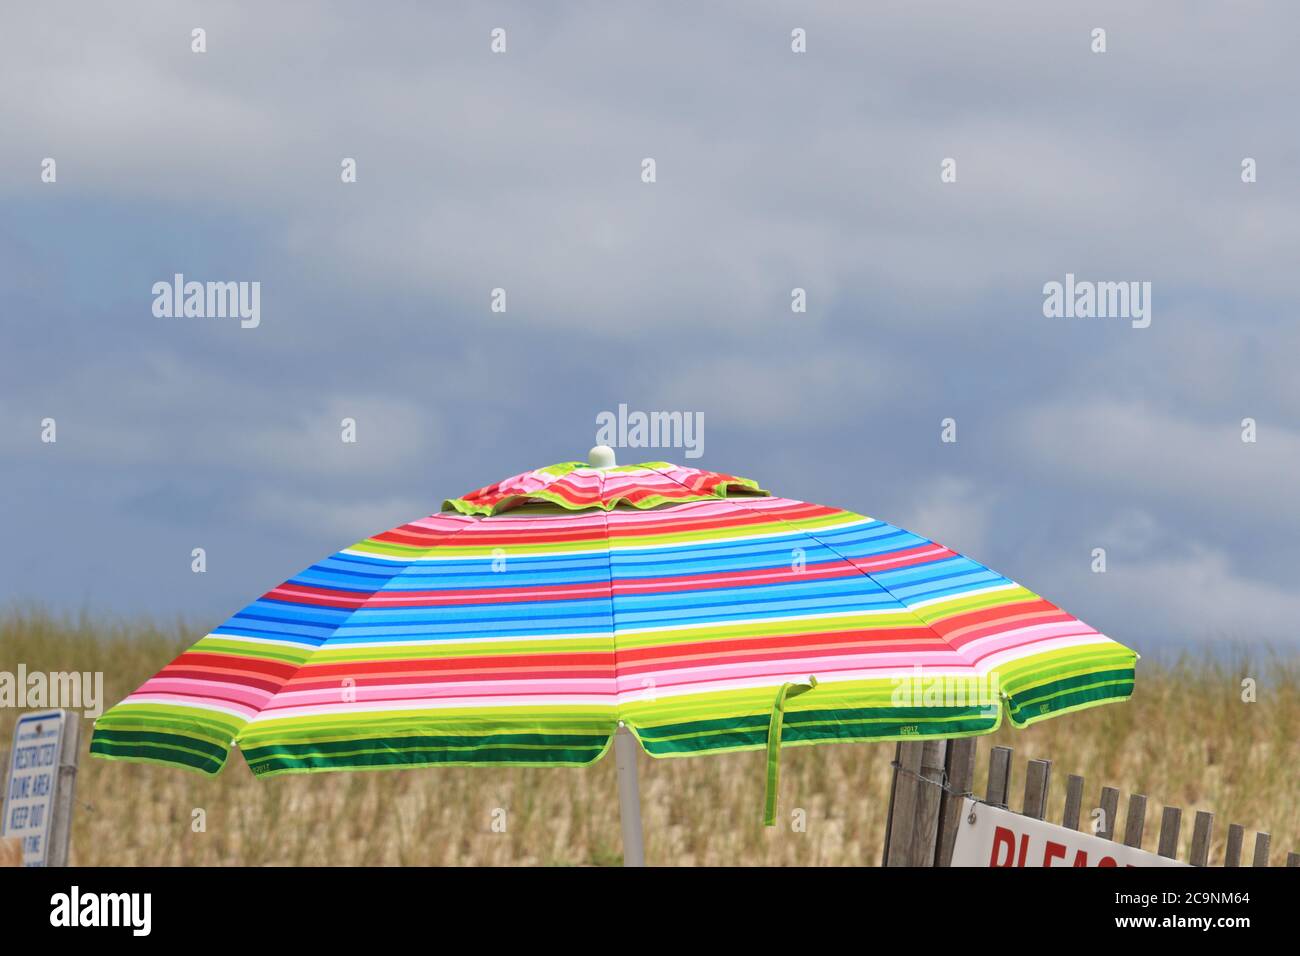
left=136, top=678, right=275, bottom=710
left=261, top=679, right=619, bottom=709
left=613, top=652, right=974, bottom=692
left=123, top=693, right=261, bottom=720
left=959, top=623, right=1101, bottom=662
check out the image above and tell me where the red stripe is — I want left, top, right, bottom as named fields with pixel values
left=372, top=501, right=846, bottom=548
left=266, top=582, right=613, bottom=607
left=927, top=599, right=1066, bottom=646
left=260, top=688, right=613, bottom=710
left=296, top=652, right=614, bottom=680
left=285, top=667, right=617, bottom=691
left=616, top=643, right=940, bottom=676
left=606, top=501, right=840, bottom=535
left=847, top=544, right=956, bottom=572
left=617, top=626, right=943, bottom=668
left=165, top=652, right=298, bottom=680
left=153, top=670, right=284, bottom=694
left=264, top=586, right=377, bottom=609
left=611, top=563, right=859, bottom=595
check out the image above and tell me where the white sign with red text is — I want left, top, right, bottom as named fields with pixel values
left=950, top=798, right=1188, bottom=867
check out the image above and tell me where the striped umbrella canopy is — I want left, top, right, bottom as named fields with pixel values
left=92, top=450, right=1136, bottom=842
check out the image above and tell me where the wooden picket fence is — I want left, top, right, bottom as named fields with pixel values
left=883, top=738, right=1300, bottom=867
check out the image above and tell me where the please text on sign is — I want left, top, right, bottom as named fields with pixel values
left=950, top=798, right=1188, bottom=867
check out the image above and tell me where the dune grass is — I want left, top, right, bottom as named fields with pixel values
left=2, top=608, right=1296, bottom=866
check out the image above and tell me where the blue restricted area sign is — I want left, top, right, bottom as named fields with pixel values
left=3, top=710, right=65, bottom=866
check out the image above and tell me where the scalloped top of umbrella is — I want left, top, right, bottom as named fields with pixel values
left=91, top=450, right=1136, bottom=842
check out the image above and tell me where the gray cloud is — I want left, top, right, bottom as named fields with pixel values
left=2, top=1, right=1297, bottom=652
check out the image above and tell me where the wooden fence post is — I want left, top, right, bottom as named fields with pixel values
left=1097, top=786, right=1120, bottom=840
left=883, top=739, right=948, bottom=866
left=1189, top=811, right=1213, bottom=867
left=1224, top=824, right=1244, bottom=867
left=1122, top=794, right=1147, bottom=849
left=986, top=746, right=1012, bottom=808
left=1157, top=807, right=1181, bottom=859
left=47, top=715, right=82, bottom=867
left=880, top=744, right=902, bottom=866
left=1022, top=759, right=1051, bottom=820
left=934, top=737, right=976, bottom=867
left=1252, top=832, right=1270, bottom=867
left=1061, top=775, right=1084, bottom=830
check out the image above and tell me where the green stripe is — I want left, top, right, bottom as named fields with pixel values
left=246, top=744, right=608, bottom=776
left=235, top=710, right=611, bottom=747
left=90, top=737, right=226, bottom=774
left=91, top=728, right=230, bottom=761
left=637, top=710, right=1000, bottom=755
left=635, top=704, right=997, bottom=742
left=1007, top=674, right=1135, bottom=725
left=1005, top=667, right=1135, bottom=717
left=190, top=637, right=316, bottom=665
left=240, top=731, right=606, bottom=761
left=634, top=713, right=769, bottom=740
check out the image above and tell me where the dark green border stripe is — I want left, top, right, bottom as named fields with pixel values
left=90, top=739, right=225, bottom=773
left=247, top=745, right=605, bottom=773
left=636, top=705, right=999, bottom=745
left=785, top=705, right=997, bottom=724
left=91, top=728, right=230, bottom=761
left=786, top=716, right=996, bottom=742
left=641, top=730, right=767, bottom=754
left=1007, top=666, right=1135, bottom=702
left=634, top=714, right=770, bottom=740
left=240, top=731, right=607, bottom=761
left=1008, top=681, right=1134, bottom=721
left=637, top=711, right=1000, bottom=755
left=1006, top=668, right=1135, bottom=718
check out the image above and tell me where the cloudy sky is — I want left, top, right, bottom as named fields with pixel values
left=2, top=2, right=1297, bottom=655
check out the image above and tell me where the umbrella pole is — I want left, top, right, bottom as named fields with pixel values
left=614, top=724, right=646, bottom=866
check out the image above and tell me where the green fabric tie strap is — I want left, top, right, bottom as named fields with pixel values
left=763, top=675, right=818, bottom=827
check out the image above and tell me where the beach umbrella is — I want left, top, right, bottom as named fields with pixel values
left=91, top=448, right=1136, bottom=864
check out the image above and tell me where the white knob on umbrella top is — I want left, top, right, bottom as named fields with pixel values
left=588, top=445, right=617, bottom=469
